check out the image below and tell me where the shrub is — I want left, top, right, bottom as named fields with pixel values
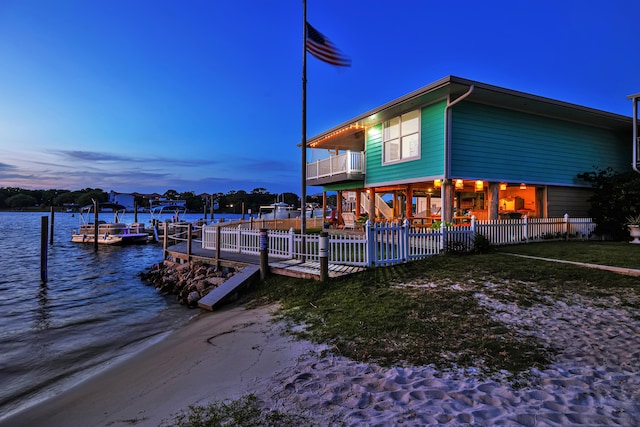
left=472, top=233, right=492, bottom=253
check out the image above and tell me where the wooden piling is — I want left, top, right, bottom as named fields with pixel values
left=319, top=231, right=329, bottom=282
left=40, top=216, right=48, bottom=282
left=93, top=199, right=99, bottom=251
left=187, top=223, right=192, bottom=262
left=259, top=228, right=268, bottom=281
left=49, top=207, right=55, bottom=244
left=215, top=225, right=221, bottom=268
left=163, top=222, right=168, bottom=260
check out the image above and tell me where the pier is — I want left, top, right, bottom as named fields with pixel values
left=165, top=241, right=366, bottom=280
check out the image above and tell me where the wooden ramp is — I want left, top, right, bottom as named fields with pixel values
left=197, top=264, right=260, bottom=311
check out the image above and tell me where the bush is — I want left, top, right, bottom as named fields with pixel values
left=578, top=168, right=640, bottom=240
left=472, top=233, right=492, bottom=253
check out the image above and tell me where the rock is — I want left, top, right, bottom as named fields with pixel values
left=140, top=261, right=237, bottom=306
left=187, top=291, right=200, bottom=305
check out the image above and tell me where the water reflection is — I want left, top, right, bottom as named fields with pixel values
left=36, top=281, right=50, bottom=331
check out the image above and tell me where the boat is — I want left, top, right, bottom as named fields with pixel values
left=149, top=204, right=188, bottom=224
left=148, top=204, right=190, bottom=242
left=258, top=202, right=301, bottom=219
left=71, top=202, right=149, bottom=245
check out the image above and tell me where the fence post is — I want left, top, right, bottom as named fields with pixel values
left=470, top=215, right=476, bottom=251
left=402, top=219, right=409, bottom=262
left=260, top=228, right=269, bottom=281
left=215, top=225, right=221, bottom=267
left=288, top=227, right=295, bottom=259
left=523, top=215, right=529, bottom=243
left=236, top=225, right=242, bottom=253
left=319, top=231, right=329, bottom=282
left=564, top=213, right=569, bottom=240
left=440, top=221, right=446, bottom=252
left=365, top=220, right=373, bottom=266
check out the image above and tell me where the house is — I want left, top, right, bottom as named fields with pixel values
left=109, top=191, right=136, bottom=212
left=306, top=76, right=632, bottom=225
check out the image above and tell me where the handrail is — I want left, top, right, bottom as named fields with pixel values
left=306, top=151, right=365, bottom=180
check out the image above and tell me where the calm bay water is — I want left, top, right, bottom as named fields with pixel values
left=0, top=211, right=236, bottom=421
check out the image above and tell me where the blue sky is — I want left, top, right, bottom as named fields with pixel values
left=0, top=0, right=637, bottom=195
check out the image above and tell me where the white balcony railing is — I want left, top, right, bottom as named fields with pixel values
left=306, top=151, right=364, bottom=181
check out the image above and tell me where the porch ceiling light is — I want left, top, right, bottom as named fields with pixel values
left=475, top=180, right=484, bottom=191
left=434, top=179, right=442, bottom=189
left=455, top=179, right=464, bottom=190
left=520, top=183, right=527, bottom=190
left=499, top=183, right=507, bottom=191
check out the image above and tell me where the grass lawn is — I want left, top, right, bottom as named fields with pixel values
left=247, top=241, right=640, bottom=377
left=495, top=241, right=640, bottom=270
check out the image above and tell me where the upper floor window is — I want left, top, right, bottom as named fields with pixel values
left=383, top=110, right=420, bottom=164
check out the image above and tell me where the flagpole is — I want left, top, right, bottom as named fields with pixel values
left=301, top=0, right=307, bottom=235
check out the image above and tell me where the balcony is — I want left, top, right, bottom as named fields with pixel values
left=306, top=151, right=365, bottom=186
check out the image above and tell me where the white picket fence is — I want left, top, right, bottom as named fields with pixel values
left=201, top=215, right=595, bottom=268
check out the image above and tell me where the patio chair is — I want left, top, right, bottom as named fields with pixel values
left=342, top=212, right=356, bottom=230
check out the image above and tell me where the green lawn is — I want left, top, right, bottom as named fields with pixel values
left=495, top=241, right=640, bottom=270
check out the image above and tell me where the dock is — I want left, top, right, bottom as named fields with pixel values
left=165, top=241, right=366, bottom=280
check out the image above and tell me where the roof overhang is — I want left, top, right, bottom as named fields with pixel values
left=307, top=75, right=632, bottom=150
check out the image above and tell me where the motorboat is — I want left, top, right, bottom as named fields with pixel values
left=71, top=202, right=149, bottom=245
left=258, top=202, right=301, bottom=219
left=148, top=204, right=189, bottom=242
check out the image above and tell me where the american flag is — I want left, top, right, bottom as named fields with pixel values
left=306, top=22, right=351, bottom=67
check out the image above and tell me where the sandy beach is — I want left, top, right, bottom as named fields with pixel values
left=2, top=285, right=639, bottom=426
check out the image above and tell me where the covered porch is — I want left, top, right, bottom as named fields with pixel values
left=318, top=179, right=543, bottom=228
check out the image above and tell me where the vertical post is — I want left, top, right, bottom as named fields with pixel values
left=259, top=228, right=269, bottom=281
left=301, top=0, right=307, bottom=235
left=134, top=201, right=138, bottom=223
left=242, top=202, right=245, bottom=221
left=210, top=196, right=215, bottom=223
left=93, top=199, right=99, bottom=251
left=49, top=207, right=55, bottom=244
left=564, top=213, right=569, bottom=240
left=41, top=216, right=48, bottom=282
left=215, top=225, right=221, bottom=267
left=187, top=223, right=192, bottom=262
left=163, top=222, right=168, bottom=260
left=203, top=201, right=207, bottom=222
left=319, top=231, right=329, bottom=282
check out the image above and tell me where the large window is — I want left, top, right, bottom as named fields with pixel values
left=383, top=110, right=420, bottom=164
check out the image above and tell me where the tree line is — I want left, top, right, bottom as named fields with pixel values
left=0, top=187, right=329, bottom=213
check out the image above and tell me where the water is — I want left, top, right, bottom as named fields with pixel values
left=0, top=211, right=240, bottom=421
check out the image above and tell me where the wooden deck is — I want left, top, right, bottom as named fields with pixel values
left=165, top=242, right=366, bottom=280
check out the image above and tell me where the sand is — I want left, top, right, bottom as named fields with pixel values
left=2, top=284, right=639, bottom=427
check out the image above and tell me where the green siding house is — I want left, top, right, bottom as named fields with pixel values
left=306, top=76, right=631, bottom=223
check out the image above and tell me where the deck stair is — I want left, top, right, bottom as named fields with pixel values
left=360, top=192, right=393, bottom=219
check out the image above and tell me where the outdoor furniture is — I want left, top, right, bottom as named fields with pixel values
left=342, top=212, right=356, bottom=230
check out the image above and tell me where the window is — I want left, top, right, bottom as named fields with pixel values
left=383, top=110, right=420, bottom=164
